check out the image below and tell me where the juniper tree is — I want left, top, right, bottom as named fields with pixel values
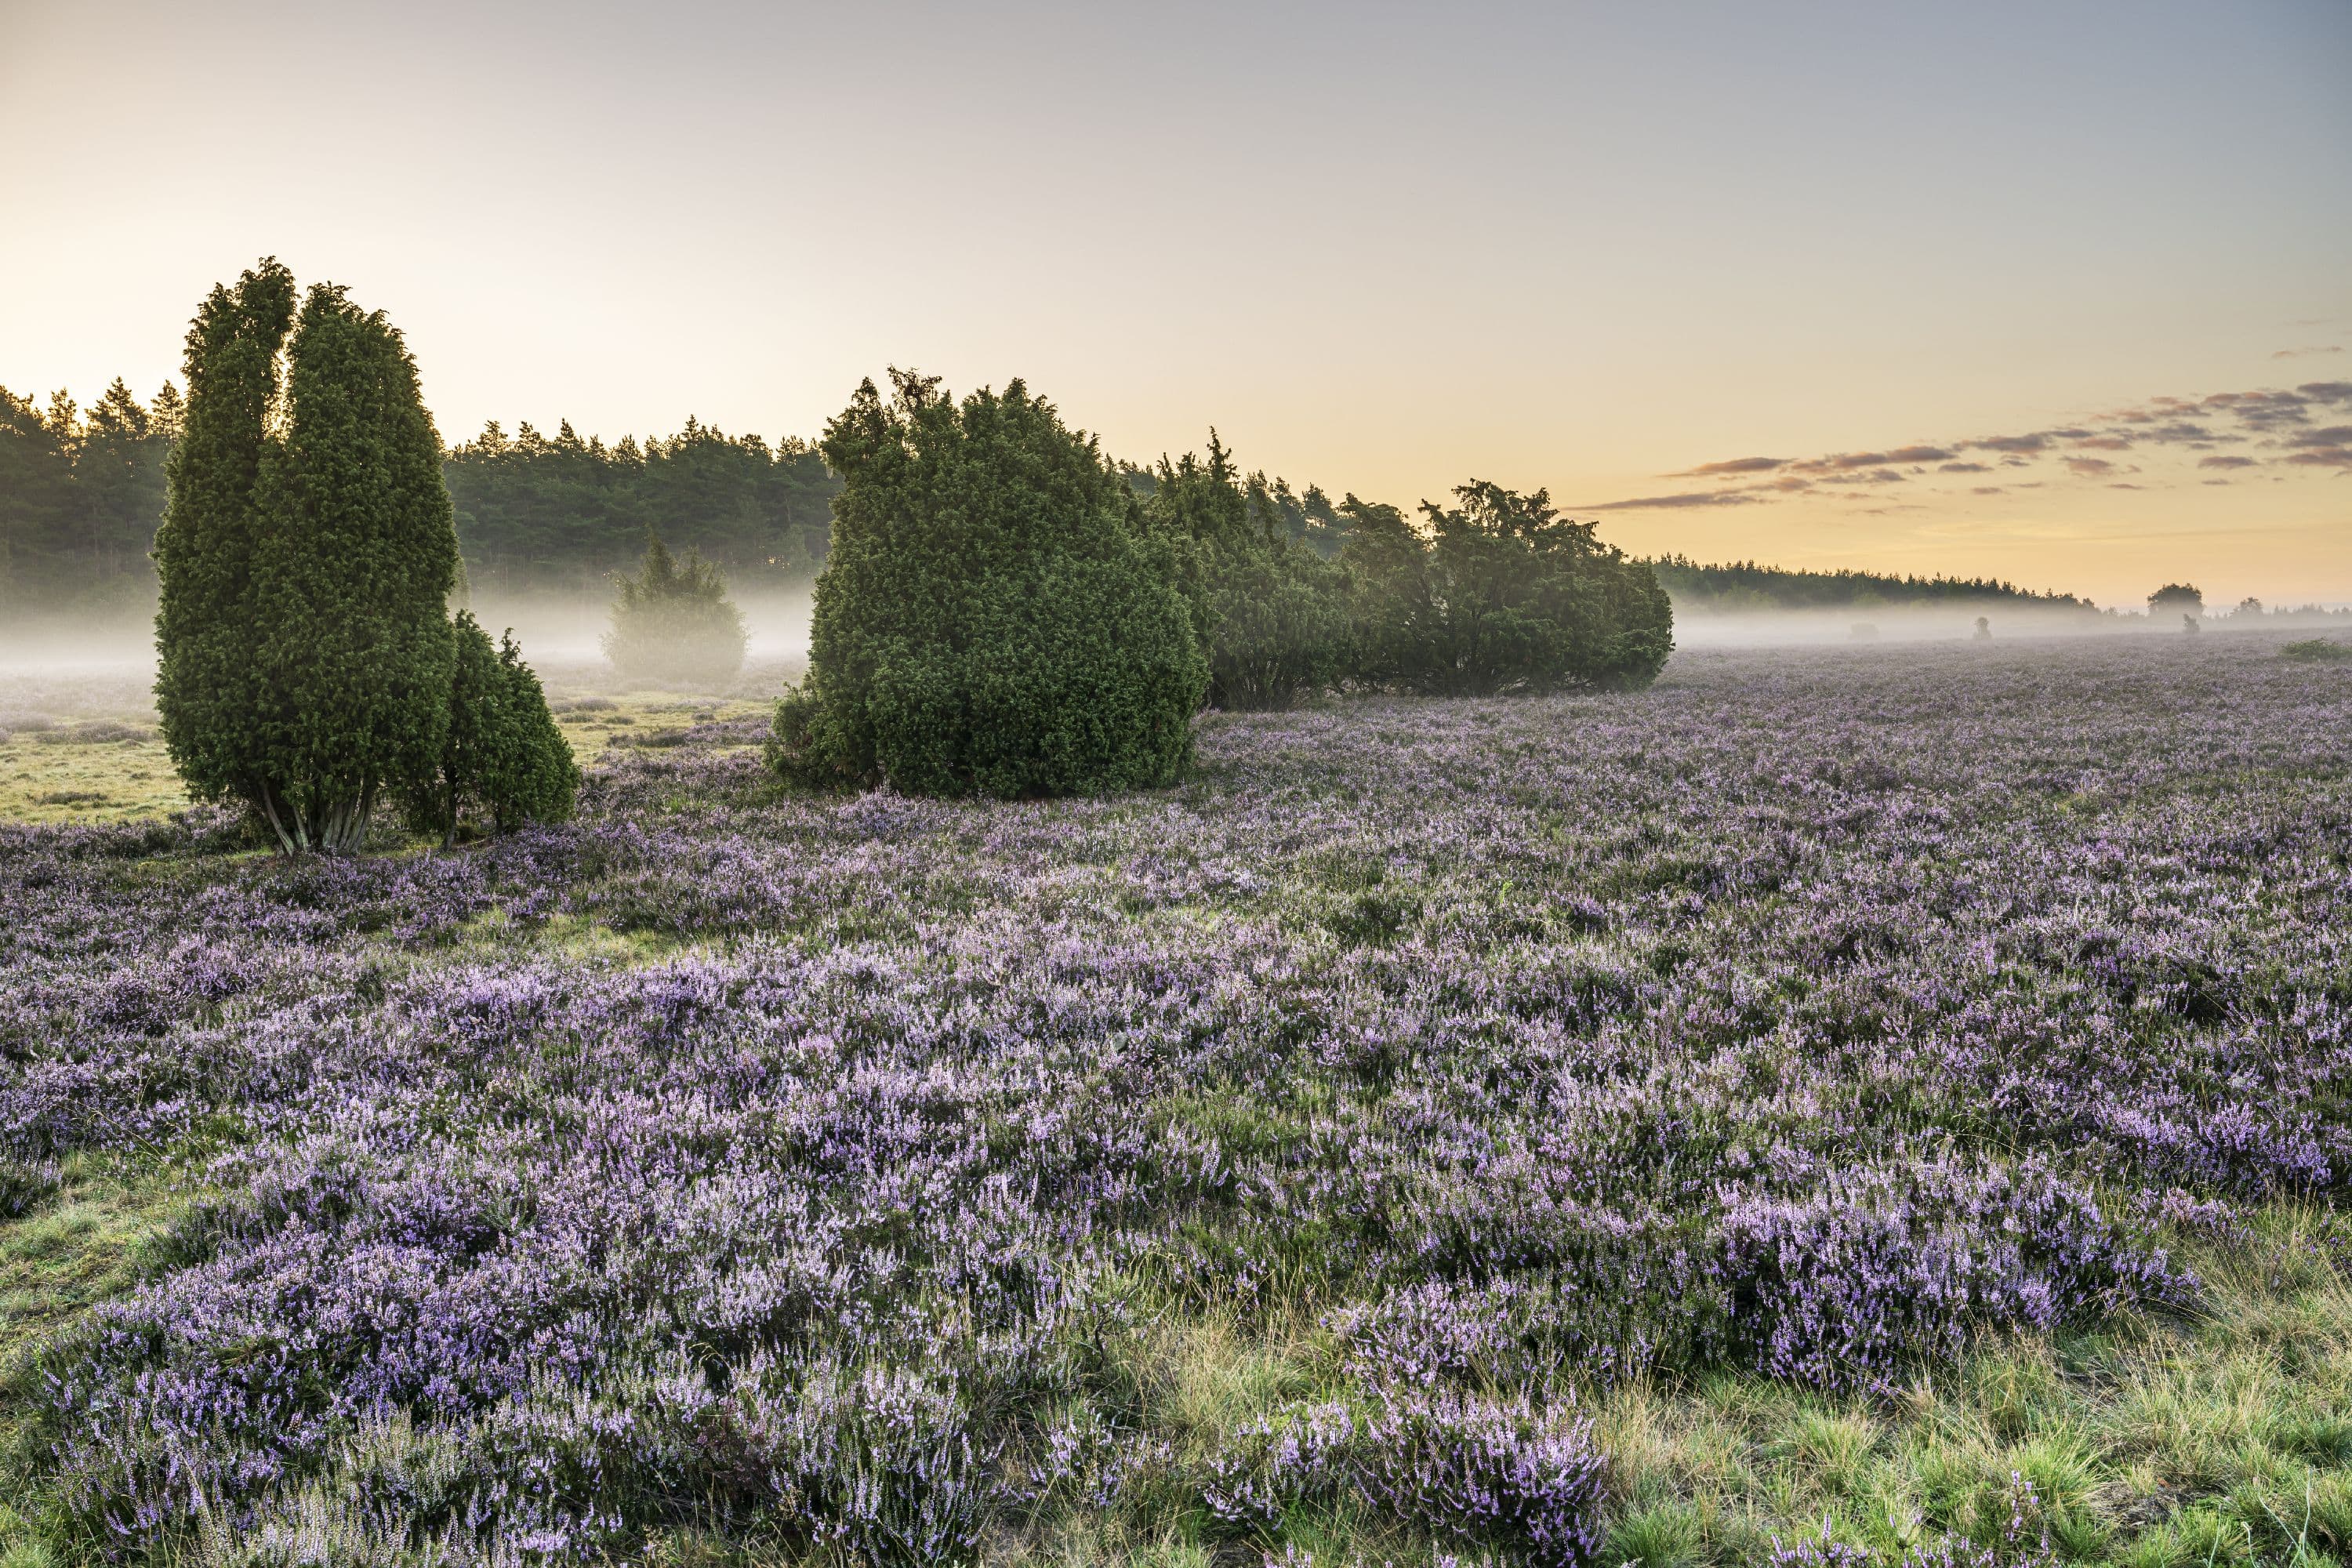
left=770, top=370, right=1205, bottom=797
left=602, top=532, right=748, bottom=684
left=1341, top=481, right=1673, bottom=695
left=401, top=612, right=578, bottom=846
left=156, top=263, right=461, bottom=853
left=154, top=259, right=299, bottom=822
left=1144, top=431, right=1350, bottom=710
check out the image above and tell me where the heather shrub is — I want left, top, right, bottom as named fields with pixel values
left=1143, top=433, right=1350, bottom=710
left=399, top=612, right=579, bottom=846
left=602, top=534, right=747, bottom=684
left=1341, top=481, right=1672, bottom=695
left=769, top=370, right=1204, bottom=797
left=1207, top=1390, right=1608, bottom=1566
left=2281, top=637, right=2352, bottom=662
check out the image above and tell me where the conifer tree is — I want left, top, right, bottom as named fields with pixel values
left=602, top=532, right=748, bottom=684
left=155, top=259, right=298, bottom=817
left=1340, top=482, right=1673, bottom=695
left=1144, top=430, right=1350, bottom=710
left=771, top=370, right=1204, bottom=797
left=156, top=263, right=462, bottom=853
left=401, top=612, right=578, bottom=845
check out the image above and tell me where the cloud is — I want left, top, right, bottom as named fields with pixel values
left=2274, top=346, right=2343, bottom=358
left=1668, top=456, right=1787, bottom=477
left=1791, top=451, right=1899, bottom=474
left=1971, top=485, right=2005, bottom=495
left=2205, top=389, right=2313, bottom=428
left=1634, top=376, right=2352, bottom=510
left=1577, top=489, right=1768, bottom=510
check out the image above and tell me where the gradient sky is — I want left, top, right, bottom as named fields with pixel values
left=4, top=0, right=2348, bottom=606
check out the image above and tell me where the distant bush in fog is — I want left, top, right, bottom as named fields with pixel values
left=602, top=535, right=748, bottom=685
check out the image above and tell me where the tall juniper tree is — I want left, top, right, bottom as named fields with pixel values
left=155, top=259, right=298, bottom=822
left=156, top=262, right=461, bottom=853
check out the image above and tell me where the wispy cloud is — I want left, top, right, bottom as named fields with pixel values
left=2273, top=346, right=2343, bottom=359
left=1578, top=488, right=1767, bottom=510
left=1668, top=456, right=1786, bottom=477
left=1571, top=378, right=2352, bottom=512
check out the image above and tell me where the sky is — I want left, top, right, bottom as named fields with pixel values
left=2, top=0, right=2348, bottom=607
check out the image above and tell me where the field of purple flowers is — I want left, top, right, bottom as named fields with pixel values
left=2, top=635, right=2350, bottom=1567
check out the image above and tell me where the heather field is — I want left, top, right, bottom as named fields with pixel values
left=4, top=634, right=2352, bottom=1568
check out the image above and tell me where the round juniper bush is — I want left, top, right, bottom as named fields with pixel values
left=769, top=369, right=1207, bottom=798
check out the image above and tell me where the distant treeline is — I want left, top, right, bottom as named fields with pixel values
left=12, top=376, right=2343, bottom=627
left=444, top=419, right=838, bottom=594
left=1646, top=555, right=2095, bottom=613
left=0, top=383, right=846, bottom=609
left=1, top=380, right=179, bottom=612
left=0, top=382, right=1356, bottom=613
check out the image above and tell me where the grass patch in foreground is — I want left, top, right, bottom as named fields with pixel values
left=1584, top=1208, right=2352, bottom=1567
left=0, top=1156, right=203, bottom=1555
left=958, top=1210, right=2352, bottom=1568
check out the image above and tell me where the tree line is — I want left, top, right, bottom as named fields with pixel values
left=17, top=376, right=2172, bottom=629
left=1, top=385, right=1359, bottom=612
left=1648, top=555, right=2096, bottom=613
left=1, top=381, right=843, bottom=610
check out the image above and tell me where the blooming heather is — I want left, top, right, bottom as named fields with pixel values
left=2, top=635, right=2347, bottom=1563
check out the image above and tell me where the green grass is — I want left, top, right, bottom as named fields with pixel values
left=0, top=691, right=771, bottom=826
left=0, top=1156, right=203, bottom=1552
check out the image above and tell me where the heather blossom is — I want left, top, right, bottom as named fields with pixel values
left=2, top=635, right=2347, bottom=1563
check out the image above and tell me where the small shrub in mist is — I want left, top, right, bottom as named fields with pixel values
left=1142, top=432, right=1351, bottom=709
left=154, top=258, right=459, bottom=855
left=770, top=368, right=1204, bottom=797
left=1341, top=481, right=1673, bottom=695
left=2281, top=637, right=2352, bottom=663
left=601, top=534, right=748, bottom=684
left=398, top=612, right=579, bottom=846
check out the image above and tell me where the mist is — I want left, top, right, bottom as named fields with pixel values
left=1670, top=600, right=2128, bottom=648
left=0, top=585, right=814, bottom=694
